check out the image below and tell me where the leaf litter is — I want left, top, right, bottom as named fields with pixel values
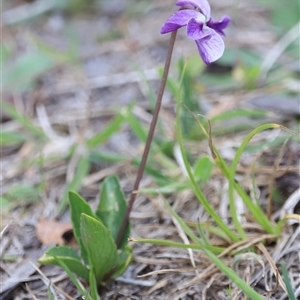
left=1, top=0, right=299, bottom=299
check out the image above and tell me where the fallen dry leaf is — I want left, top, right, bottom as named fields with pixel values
left=36, top=218, right=73, bottom=245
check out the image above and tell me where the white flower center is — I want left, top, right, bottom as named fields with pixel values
left=195, top=13, right=207, bottom=24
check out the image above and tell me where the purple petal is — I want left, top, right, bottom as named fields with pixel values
left=176, top=0, right=211, bottom=18
left=161, top=10, right=200, bottom=34
left=195, top=28, right=225, bottom=64
left=207, top=16, right=231, bottom=36
left=186, top=18, right=205, bottom=40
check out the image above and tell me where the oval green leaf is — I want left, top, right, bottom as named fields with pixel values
left=80, top=214, right=118, bottom=284
left=69, top=191, right=98, bottom=263
left=96, top=176, right=129, bottom=249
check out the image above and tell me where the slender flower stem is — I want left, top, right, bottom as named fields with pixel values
left=116, top=31, right=177, bottom=248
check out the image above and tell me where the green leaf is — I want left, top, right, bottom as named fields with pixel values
left=111, top=245, right=133, bottom=279
left=38, top=246, right=89, bottom=281
left=69, top=191, right=98, bottom=264
left=96, top=176, right=129, bottom=249
left=193, top=156, right=214, bottom=184
left=80, top=214, right=118, bottom=284
left=281, top=261, right=296, bottom=300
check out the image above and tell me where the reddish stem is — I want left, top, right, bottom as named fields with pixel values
left=116, top=31, right=177, bottom=248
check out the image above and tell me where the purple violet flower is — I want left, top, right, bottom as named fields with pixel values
left=161, top=0, right=231, bottom=64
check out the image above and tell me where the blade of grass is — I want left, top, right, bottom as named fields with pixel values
left=186, top=221, right=232, bottom=244
left=124, top=108, right=148, bottom=142
left=138, top=181, right=189, bottom=195
left=129, top=237, right=224, bottom=254
left=87, top=113, right=125, bottom=148
left=89, top=267, right=101, bottom=300
left=210, top=108, right=267, bottom=123
left=183, top=106, right=246, bottom=238
left=281, top=261, right=296, bottom=300
left=217, top=121, right=299, bottom=233
left=1, top=131, right=27, bottom=146
left=47, top=285, right=55, bottom=300
left=176, top=99, right=239, bottom=242
left=196, top=221, right=210, bottom=247
left=203, top=248, right=264, bottom=299
left=163, top=198, right=203, bottom=245
left=228, top=124, right=282, bottom=234
left=2, top=101, right=46, bottom=139
left=183, top=106, right=276, bottom=235
left=172, top=63, right=239, bottom=243
left=162, top=198, right=229, bottom=253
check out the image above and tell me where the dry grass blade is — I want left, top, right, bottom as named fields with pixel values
left=257, top=243, right=286, bottom=294
left=284, top=214, right=300, bottom=222
left=231, top=234, right=278, bottom=254
left=144, top=278, right=169, bottom=296
left=28, top=261, right=76, bottom=300
left=179, top=265, right=219, bottom=290
left=25, top=283, right=40, bottom=300
left=0, top=221, right=13, bottom=239
left=116, top=277, right=156, bottom=287
left=138, top=266, right=199, bottom=278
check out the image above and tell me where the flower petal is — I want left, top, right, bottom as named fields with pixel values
left=195, top=28, right=225, bottom=64
left=161, top=10, right=200, bottom=34
left=186, top=18, right=205, bottom=40
left=176, top=0, right=211, bottom=18
left=207, top=16, right=231, bottom=36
